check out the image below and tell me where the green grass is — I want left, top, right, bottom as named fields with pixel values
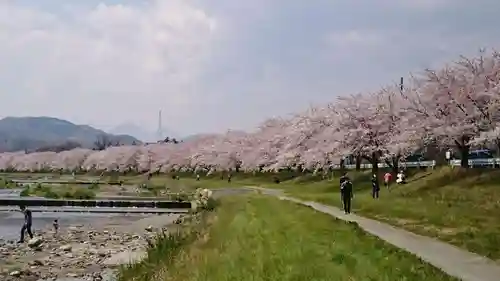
left=0, top=177, right=22, bottom=189
left=156, top=168, right=500, bottom=261
left=279, top=167, right=500, bottom=261
left=20, top=183, right=97, bottom=199
left=189, top=167, right=500, bottom=261
left=153, top=195, right=456, bottom=281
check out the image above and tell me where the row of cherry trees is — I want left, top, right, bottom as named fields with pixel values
left=0, top=50, right=499, bottom=175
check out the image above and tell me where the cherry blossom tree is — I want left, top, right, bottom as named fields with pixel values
left=0, top=49, right=496, bottom=173
left=402, top=50, right=500, bottom=168
left=336, top=93, right=392, bottom=179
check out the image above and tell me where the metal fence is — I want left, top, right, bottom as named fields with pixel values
left=332, top=161, right=436, bottom=170
left=333, top=158, right=500, bottom=170
left=449, top=158, right=500, bottom=168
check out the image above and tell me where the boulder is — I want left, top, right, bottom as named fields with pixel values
left=27, top=237, right=43, bottom=248
left=9, top=270, right=21, bottom=277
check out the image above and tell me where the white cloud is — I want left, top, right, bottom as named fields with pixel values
left=1, top=0, right=499, bottom=137
left=0, top=1, right=216, bottom=129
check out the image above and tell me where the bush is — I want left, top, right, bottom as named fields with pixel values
left=172, top=192, right=190, bottom=202
left=203, top=197, right=219, bottom=211
left=20, top=187, right=31, bottom=197
left=63, top=188, right=96, bottom=199
left=71, top=188, right=96, bottom=199
left=193, top=188, right=217, bottom=211
left=43, top=189, right=61, bottom=199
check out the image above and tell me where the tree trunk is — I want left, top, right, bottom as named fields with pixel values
left=371, top=152, right=379, bottom=179
left=340, top=158, right=345, bottom=174
left=385, top=157, right=399, bottom=175
left=355, top=154, right=361, bottom=171
left=391, top=155, right=399, bottom=175
left=459, top=146, right=469, bottom=168
left=456, top=136, right=470, bottom=169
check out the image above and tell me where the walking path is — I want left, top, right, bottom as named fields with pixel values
left=247, top=186, right=500, bottom=281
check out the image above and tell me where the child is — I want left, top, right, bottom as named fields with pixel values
left=384, top=172, right=392, bottom=190
left=53, top=219, right=59, bottom=236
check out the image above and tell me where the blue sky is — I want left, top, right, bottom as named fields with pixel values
left=1, top=0, right=499, bottom=138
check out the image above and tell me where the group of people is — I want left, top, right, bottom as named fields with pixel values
left=339, top=170, right=406, bottom=214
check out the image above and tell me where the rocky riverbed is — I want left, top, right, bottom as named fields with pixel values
left=0, top=213, right=182, bottom=281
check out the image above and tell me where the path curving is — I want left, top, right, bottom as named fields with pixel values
left=247, top=186, right=500, bottom=281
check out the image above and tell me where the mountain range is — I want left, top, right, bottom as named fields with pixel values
left=0, top=117, right=140, bottom=152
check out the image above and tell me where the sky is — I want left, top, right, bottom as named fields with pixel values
left=1, top=0, right=499, bottom=138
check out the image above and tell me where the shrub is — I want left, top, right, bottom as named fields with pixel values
left=71, top=188, right=96, bottom=199
left=20, top=187, right=31, bottom=197
left=43, top=189, right=61, bottom=199
left=172, top=192, right=190, bottom=202
left=192, top=188, right=216, bottom=211
left=63, top=188, right=96, bottom=199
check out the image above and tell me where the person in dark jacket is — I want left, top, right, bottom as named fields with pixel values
left=340, top=179, right=354, bottom=214
left=371, top=174, right=380, bottom=199
left=18, top=205, right=34, bottom=243
left=339, top=172, right=348, bottom=202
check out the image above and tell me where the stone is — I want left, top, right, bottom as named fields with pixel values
left=60, top=244, right=72, bottom=252
left=97, top=250, right=109, bottom=257
left=9, top=270, right=21, bottom=277
left=27, top=237, right=43, bottom=248
left=145, top=225, right=153, bottom=232
left=30, top=259, right=44, bottom=266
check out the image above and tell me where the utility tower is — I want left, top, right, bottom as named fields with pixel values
left=157, top=110, right=163, bottom=141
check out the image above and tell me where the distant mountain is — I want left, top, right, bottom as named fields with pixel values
left=0, top=117, right=141, bottom=152
left=110, top=122, right=178, bottom=142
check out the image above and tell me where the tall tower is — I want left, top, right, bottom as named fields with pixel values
left=157, top=110, right=163, bottom=141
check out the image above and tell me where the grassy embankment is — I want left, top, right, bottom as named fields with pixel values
left=163, top=167, right=500, bottom=261
left=118, top=194, right=457, bottom=281
left=0, top=177, right=22, bottom=189
left=20, top=182, right=98, bottom=199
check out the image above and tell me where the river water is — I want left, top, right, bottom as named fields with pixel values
left=0, top=189, right=147, bottom=241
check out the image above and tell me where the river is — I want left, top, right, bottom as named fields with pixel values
left=0, top=189, right=147, bottom=241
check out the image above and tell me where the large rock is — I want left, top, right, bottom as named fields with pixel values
left=27, top=237, right=43, bottom=248
left=9, top=270, right=21, bottom=277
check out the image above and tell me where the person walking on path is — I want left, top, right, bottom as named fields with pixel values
left=339, top=172, right=348, bottom=202
left=371, top=174, right=380, bottom=199
left=340, top=178, right=354, bottom=214
left=384, top=172, right=392, bottom=190
left=18, top=205, right=34, bottom=243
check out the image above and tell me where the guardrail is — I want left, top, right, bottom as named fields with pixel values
left=332, top=160, right=437, bottom=170
left=334, top=158, right=500, bottom=169
left=449, top=158, right=500, bottom=168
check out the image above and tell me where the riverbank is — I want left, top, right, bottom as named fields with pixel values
left=161, top=167, right=500, bottom=261
left=0, top=213, right=182, bottom=281
left=122, top=194, right=457, bottom=281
